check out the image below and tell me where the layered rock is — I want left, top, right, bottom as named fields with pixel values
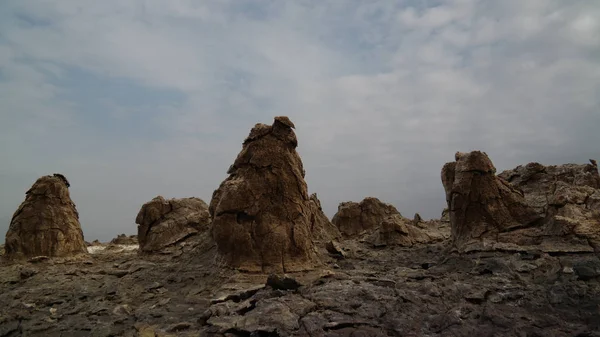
left=209, top=116, right=323, bottom=273
left=308, top=193, right=341, bottom=242
left=331, top=197, right=401, bottom=238
left=498, top=159, right=600, bottom=252
left=136, top=196, right=210, bottom=252
left=4, top=174, right=87, bottom=259
left=110, top=234, right=138, bottom=245
left=441, top=151, right=543, bottom=250
left=366, top=214, right=432, bottom=247
left=442, top=151, right=600, bottom=252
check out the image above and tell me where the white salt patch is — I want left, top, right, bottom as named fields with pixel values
left=87, top=246, right=107, bottom=254
left=87, top=244, right=139, bottom=254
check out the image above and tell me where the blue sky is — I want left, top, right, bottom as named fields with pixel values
left=1, top=0, right=599, bottom=242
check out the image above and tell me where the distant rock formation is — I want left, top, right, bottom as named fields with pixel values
left=4, top=174, right=87, bottom=259
left=366, top=214, right=432, bottom=247
left=136, top=196, right=210, bottom=252
left=210, top=116, right=322, bottom=273
left=110, top=234, right=138, bottom=245
left=442, top=151, right=600, bottom=253
left=332, top=197, right=401, bottom=238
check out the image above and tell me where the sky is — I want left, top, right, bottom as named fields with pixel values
left=1, top=0, right=599, bottom=242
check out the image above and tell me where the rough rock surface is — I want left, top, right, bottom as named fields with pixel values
left=366, top=214, right=432, bottom=247
left=308, top=193, right=341, bottom=242
left=441, top=151, right=543, bottom=251
left=3, top=237, right=599, bottom=336
left=136, top=196, right=210, bottom=252
left=4, top=174, right=87, bottom=259
left=498, top=160, right=600, bottom=252
left=332, top=197, right=401, bottom=238
left=209, top=116, right=323, bottom=273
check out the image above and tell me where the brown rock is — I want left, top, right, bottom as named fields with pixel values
left=331, top=197, right=401, bottom=238
left=110, top=234, right=138, bottom=245
left=209, top=117, right=322, bottom=273
left=325, top=240, right=346, bottom=257
left=440, top=208, right=450, bottom=223
left=136, top=196, right=210, bottom=252
left=4, top=174, right=87, bottom=259
left=441, top=151, right=542, bottom=250
left=498, top=160, right=600, bottom=252
left=366, top=214, right=432, bottom=247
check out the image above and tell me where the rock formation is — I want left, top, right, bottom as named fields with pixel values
left=209, top=116, right=323, bottom=273
left=4, top=174, right=87, bottom=259
left=498, top=160, right=600, bottom=252
left=331, top=197, right=401, bottom=237
left=441, top=151, right=543, bottom=250
left=136, top=196, right=210, bottom=252
left=366, top=214, right=432, bottom=247
left=110, top=234, right=138, bottom=245
left=308, top=193, right=341, bottom=242
left=442, top=151, right=600, bottom=252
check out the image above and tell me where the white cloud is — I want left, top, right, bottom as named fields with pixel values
left=1, top=0, right=599, bottom=241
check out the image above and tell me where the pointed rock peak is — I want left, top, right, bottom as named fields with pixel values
left=210, top=117, right=321, bottom=273
left=5, top=174, right=87, bottom=259
left=53, top=173, right=70, bottom=187
left=274, top=116, right=295, bottom=129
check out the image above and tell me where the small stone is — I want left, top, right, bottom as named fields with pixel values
left=325, top=240, right=346, bottom=258
left=465, top=290, right=488, bottom=304
left=112, top=304, right=132, bottom=316
left=106, top=269, right=129, bottom=277
left=166, top=322, right=192, bottom=332
left=49, top=308, right=57, bottom=315
left=20, top=268, right=37, bottom=280
left=266, top=274, right=302, bottom=291
left=146, top=282, right=162, bottom=291
left=28, top=256, right=50, bottom=263
left=562, top=266, right=574, bottom=274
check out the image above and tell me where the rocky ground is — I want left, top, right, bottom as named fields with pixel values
left=1, top=232, right=599, bottom=337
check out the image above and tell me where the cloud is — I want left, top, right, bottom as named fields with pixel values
left=1, top=0, right=599, bottom=241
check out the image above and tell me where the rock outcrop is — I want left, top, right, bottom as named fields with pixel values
left=136, top=196, right=210, bottom=252
left=441, top=151, right=543, bottom=250
left=110, top=234, right=138, bottom=245
left=332, top=197, right=401, bottom=238
left=308, top=193, right=341, bottom=242
left=209, top=116, right=323, bottom=273
left=498, top=160, right=600, bottom=252
left=4, top=174, right=87, bottom=259
left=366, top=214, right=432, bottom=247
left=442, top=151, right=600, bottom=252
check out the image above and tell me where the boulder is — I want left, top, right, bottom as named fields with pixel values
left=136, top=196, right=210, bottom=252
left=4, top=174, right=87, bottom=259
left=441, top=151, right=543, bottom=250
left=209, top=116, right=323, bottom=273
left=331, top=197, right=401, bottom=238
left=366, top=214, right=432, bottom=247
